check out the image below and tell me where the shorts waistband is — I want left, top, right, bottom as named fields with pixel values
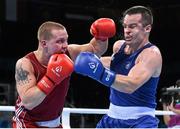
left=35, top=116, right=61, bottom=127
left=108, top=103, right=155, bottom=120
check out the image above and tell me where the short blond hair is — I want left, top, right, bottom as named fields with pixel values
left=37, top=21, right=65, bottom=41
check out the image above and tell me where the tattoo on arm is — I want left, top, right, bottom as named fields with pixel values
left=16, top=64, right=30, bottom=86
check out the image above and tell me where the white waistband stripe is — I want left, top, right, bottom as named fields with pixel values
left=35, top=116, right=61, bottom=127
left=108, top=103, right=155, bottom=120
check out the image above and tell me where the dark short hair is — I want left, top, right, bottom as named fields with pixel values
left=122, top=5, right=153, bottom=27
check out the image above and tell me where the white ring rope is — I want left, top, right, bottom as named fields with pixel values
left=0, top=106, right=15, bottom=111
left=0, top=106, right=176, bottom=128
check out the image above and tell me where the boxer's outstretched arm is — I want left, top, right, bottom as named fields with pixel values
left=75, top=46, right=162, bottom=94
left=68, top=18, right=116, bottom=61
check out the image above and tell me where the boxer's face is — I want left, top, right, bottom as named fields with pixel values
left=47, top=29, right=69, bottom=55
left=122, top=13, right=148, bottom=46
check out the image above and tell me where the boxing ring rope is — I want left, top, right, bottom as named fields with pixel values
left=0, top=106, right=176, bottom=128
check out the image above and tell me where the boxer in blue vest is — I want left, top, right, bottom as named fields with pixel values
left=75, top=5, right=162, bottom=128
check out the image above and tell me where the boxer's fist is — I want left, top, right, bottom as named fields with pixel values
left=46, top=54, right=74, bottom=84
left=37, top=54, right=74, bottom=94
left=74, top=52, right=116, bottom=87
left=90, top=18, right=116, bottom=41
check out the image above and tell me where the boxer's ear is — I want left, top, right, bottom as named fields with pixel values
left=144, top=24, right=151, bottom=33
left=40, top=40, right=47, bottom=47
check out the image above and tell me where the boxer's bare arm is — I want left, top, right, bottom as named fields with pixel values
left=15, top=57, right=46, bottom=110
left=68, top=38, right=108, bottom=62
left=112, top=46, right=162, bottom=93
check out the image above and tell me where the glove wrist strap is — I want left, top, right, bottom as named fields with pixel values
left=37, top=76, right=55, bottom=95
left=100, top=68, right=116, bottom=87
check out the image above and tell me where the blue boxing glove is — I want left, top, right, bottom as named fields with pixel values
left=74, top=52, right=116, bottom=87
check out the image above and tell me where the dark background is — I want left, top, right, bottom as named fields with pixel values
left=0, top=0, right=180, bottom=127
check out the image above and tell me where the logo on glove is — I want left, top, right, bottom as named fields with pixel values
left=51, top=66, right=62, bottom=77
left=88, top=62, right=99, bottom=73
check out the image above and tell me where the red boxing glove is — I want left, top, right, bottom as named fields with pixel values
left=90, top=18, right=116, bottom=41
left=37, top=54, right=74, bottom=95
